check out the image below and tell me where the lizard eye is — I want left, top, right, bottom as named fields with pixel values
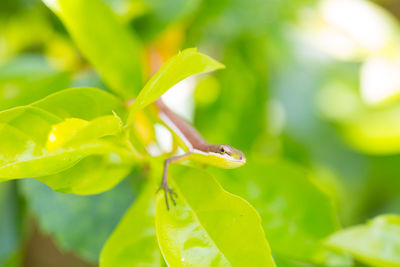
left=220, top=147, right=225, bottom=153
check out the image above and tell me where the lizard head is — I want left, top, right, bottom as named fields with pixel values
left=205, top=144, right=246, bottom=169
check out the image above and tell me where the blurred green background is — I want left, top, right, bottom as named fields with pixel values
left=1, top=0, right=400, bottom=266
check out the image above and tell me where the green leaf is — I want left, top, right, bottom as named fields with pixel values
left=20, top=178, right=135, bottom=263
left=0, top=54, right=70, bottom=111
left=0, top=87, right=133, bottom=180
left=100, top=177, right=161, bottom=267
left=325, top=215, right=400, bottom=267
left=156, top=164, right=275, bottom=267
left=273, top=252, right=353, bottom=267
left=129, top=48, right=224, bottom=116
left=34, top=114, right=132, bottom=195
left=210, top=159, right=340, bottom=264
left=45, top=114, right=123, bottom=151
left=36, top=155, right=133, bottom=195
left=43, top=0, right=143, bottom=99
left=32, top=87, right=126, bottom=120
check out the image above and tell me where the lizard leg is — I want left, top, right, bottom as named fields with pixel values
left=157, top=152, right=191, bottom=210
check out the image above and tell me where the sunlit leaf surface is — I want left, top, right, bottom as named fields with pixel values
left=45, top=114, right=123, bottom=151
left=210, top=159, right=340, bottom=263
left=44, top=0, right=143, bottom=99
left=100, top=177, right=161, bottom=267
left=3, top=0, right=400, bottom=265
left=325, top=215, right=400, bottom=267
left=34, top=115, right=132, bottom=195
left=156, top=165, right=275, bottom=267
left=20, top=179, right=135, bottom=263
left=36, top=155, right=133, bottom=195
left=0, top=87, right=133, bottom=179
left=129, top=48, right=224, bottom=116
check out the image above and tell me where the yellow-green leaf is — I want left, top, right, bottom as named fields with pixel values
left=0, top=87, right=133, bottom=180
left=46, top=114, right=123, bottom=151
left=43, top=0, right=143, bottom=99
left=210, top=159, right=340, bottom=264
left=36, top=155, right=133, bottom=195
left=100, top=177, right=161, bottom=267
left=45, top=118, right=89, bottom=152
left=325, top=215, right=400, bottom=267
left=156, top=164, right=275, bottom=267
left=129, top=48, right=224, bottom=117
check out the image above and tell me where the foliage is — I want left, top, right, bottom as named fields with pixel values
left=129, top=47, right=224, bottom=115
left=325, top=215, right=400, bottom=267
left=155, top=165, right=275, bottom=267
left=211, top=159, right=340, bottom=263
left=44, top=0, right=143, bottom=99
left=100, top=171, right=161, bottom=266
left=0, top=0, right=400, bottom=266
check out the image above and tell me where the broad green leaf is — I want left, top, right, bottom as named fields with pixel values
left=36, top=113, right=133, bottom=195
left=210, top=159, right=339, bottom=264
left=129, top=48, right=224, bottom=116
left=0, top=182, right=25, bottom=266
left=45, top=114, right=123, bottom=151
left=100, top=177, right=161, bottom=267
left=36, top=155, right=133, bottom=195
left=44, top=0, right=143, bottom=99
left=325, top=215, right=400, bottom=267
left=20, top=178, right=135, bottom=263
left=274, top=253, right=353, bottom=267
left=45, top=118, right=89, bottom=152
left=32, top=87, right=126, bottom=120
left=0, top=54, right=70, bottom=111
left=156, top=164, right=275, bottom=267
left=0, top=87, right=133, bottom=179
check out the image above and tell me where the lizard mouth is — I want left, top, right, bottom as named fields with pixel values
left=228, top=153, right=246, bottom=163
left=223, top=153, right=247, bottom=164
